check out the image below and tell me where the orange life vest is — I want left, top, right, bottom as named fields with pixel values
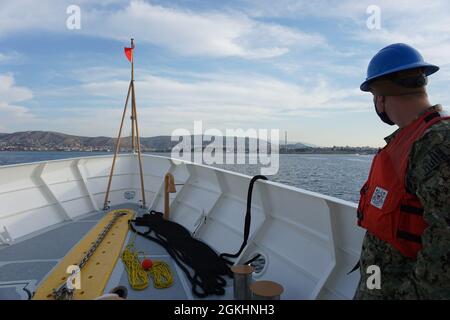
left=357, top=110, right=450, bottom=258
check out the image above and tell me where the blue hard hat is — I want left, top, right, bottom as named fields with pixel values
left=360, top=43, right=439, bottom=91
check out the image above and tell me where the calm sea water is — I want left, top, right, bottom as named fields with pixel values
left=0, top=151, right=373, bottom=203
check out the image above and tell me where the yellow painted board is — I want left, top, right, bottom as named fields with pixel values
left=33, top=209, right=135, bottom=300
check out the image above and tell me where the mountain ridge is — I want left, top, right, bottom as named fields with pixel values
left=0, top=131, right=377, bottom=153
left=0, top=130, right=292, bottom=152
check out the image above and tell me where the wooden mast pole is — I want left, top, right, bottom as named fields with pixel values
left=129, top=38, right=146, bottom=207
left=103, top=81, right=132, bottom=210
left=130, top=38, right=136, bottom=152
left=132, top=85, right=146, bottom=208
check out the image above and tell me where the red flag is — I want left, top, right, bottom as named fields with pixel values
left=124, top=47, right=133, bottom=62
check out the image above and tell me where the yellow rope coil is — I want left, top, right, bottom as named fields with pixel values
left=122, top=243, right=149, bottom=290
left=121, top=234, right=173, bottom=290
left=149, top=261, right=173, bottom=289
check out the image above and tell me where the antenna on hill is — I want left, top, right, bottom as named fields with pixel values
left=285, top=131, right=288, bottom=152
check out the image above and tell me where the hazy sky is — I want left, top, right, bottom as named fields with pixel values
left=0, top=0, right=449, bottom=147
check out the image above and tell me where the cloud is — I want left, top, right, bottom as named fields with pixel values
left=0, top=53, right=8, bottom=63
left=243, top=0, right=446, bottom=21
left=1, top=0, right=447, bottom=146
left=243, top=0, right=450, bottom=88
left=80, top=69, right=361, bottom=113
left=0, top=73, right=35, bottom=131
left=244, top=1, right=450, bottom=59
left=33, top=66, right=364, bottom=137
left=85, top=0, right=327, bottom=58
left=0, top=73, right=33, bottom=103
left=0, top=0, right=326, bottom=59
left=0, top=51, right=23, bottom=64
left=0, top=0, right=67, bottom=36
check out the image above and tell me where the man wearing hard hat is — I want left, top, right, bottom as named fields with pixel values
left=355, top=43, right=450, bottom=299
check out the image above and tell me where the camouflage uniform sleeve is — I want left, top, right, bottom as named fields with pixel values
left=397, top=121, right=450, bottom=299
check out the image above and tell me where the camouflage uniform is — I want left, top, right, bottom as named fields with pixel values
left=355, top=105, right=450, bottom=299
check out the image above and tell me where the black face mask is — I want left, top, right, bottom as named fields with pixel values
left=373, top=97, right=395, bottom=126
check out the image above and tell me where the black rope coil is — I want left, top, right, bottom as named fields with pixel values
left=129, top=211, right=232, bottom=297
left=128, top=174, right=268, bottom=298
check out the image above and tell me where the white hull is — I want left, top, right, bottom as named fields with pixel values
left=0, top=154, right=364, bottom=299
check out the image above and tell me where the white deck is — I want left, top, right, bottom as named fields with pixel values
left=0, top=154, right=365, bottom=299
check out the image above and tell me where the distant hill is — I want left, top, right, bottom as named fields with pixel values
left=0, top=131, right=273, bottom=152
left=285, top=142, right=313, bottom=149
left=0, top=131, right=377, bottom=154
